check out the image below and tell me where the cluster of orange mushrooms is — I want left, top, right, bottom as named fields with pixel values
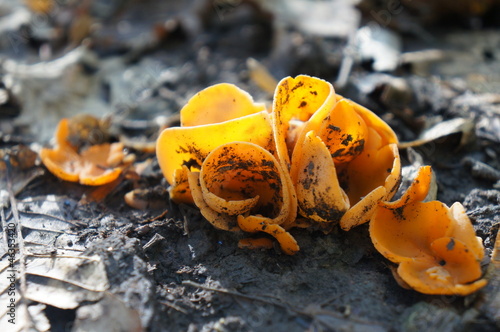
left=40, top=75, right=487, bottom=295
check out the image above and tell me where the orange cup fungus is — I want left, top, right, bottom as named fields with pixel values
left=40, top=118, right=132, bottom=186
left=156, top=75, right=487, bottom=294
left=156, top=75, right=401, bottom=255
left=157, top=83, right=298, bottom=254
left=276, top=76, right=401, bottom=231
left=370, top=166, right=487, bottom=295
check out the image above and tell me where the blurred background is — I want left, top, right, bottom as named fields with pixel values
left=0, top=0, right=498, bottom=143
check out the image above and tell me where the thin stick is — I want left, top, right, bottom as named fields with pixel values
left=182, top=280, right=386, bottom=327
left=5, top=157, right=33, bottom=329
left=182, top=280, right=284, bottom=307
left=160, top=301, right=188, bottom=314
left=139, top=209, right=169, bottom=224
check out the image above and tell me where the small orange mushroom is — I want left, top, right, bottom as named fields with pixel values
left=157, top=112, right=275, bottom=189
left=186, top=142, right=297, bottom=253
left=157, top=83, right=302, bottom=253
left=40, top=118, right=131, bottom=186
left=156, top=110, right=276, bottom=200
left=272, top=75, right=400, bottom=229
left=370, top=166, right=487, bottom=295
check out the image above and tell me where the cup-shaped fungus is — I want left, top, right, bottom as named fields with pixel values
left=274, top=76, right=401, bottom=230
left=370, top=166, right=487, bottom=295
left=40, top=118, right=131, bottom=186
left=156, top=83, right=275, bottom=203
left=189, top=142, right=298, bottom=254
left=157, top=76, right=403, bottom=254
left=156, top=83, right=298, bottom=253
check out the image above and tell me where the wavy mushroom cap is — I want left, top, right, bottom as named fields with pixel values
left=279, top=77, right=401, bottom=228
left=156, top=111, right=275, bottom=186
left=180, top=83, right=266, bottom=127
left=187, top=142, right=298, bottom=254
left=156, top=83, right=274, bottom=188
left=156, top=75, right=403, bottom=254
left=40, top=118, right=128, bottom=186
left=272, top=75, right=335, bottom=167
left=370, top=166, right=487, bottom=295
left=199, top=142, right=289, bottom=221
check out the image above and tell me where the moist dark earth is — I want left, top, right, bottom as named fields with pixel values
left=1, top=1, right=500, bottom=331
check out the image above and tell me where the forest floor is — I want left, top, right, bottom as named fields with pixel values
left=0, top=1, right=499, bottom=331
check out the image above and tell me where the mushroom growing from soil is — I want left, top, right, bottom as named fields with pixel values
left=156, top=83, right=298, bottom=253
left=156, top=83, right=276, bottom=202
left=157, top=75, right=402, bottom=254
left=40, top=117, right=132, bottom=186
left=370, top=166, right=487, bottom=295
left=274, top=75, right=401, bottom=230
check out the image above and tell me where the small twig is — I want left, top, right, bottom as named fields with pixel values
left=26, top=253, right=99, bottom=260
left=138, top=208, right=169, bottom=224
left=142, top=233, right=165, bottom=251
left=4, top=156, right=33, bottom=329
left=183, top=215, right=189, bottom=236
left=18, top=210, right=81, bottom=227
left=247, top=57, right=278, bottom=95
left=335, top=12, right=361, bottom=89
left=400, top=49, right=446, bottom=65
left=182, top=280, right=387, bottom=328
left=24, top=247, right=86, bottom=254
left=317, top=295, right=340, bottom=308
left=160, top=301, right=188, bottom=314
left=16, top=225, right=67, bottom=233
left=182, top=280, right=284, bottom=308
